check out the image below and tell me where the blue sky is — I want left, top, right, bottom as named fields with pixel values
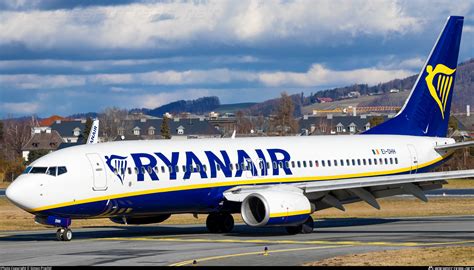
left=0, top=0, right=473, bottom=118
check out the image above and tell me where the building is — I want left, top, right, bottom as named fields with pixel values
left=50, top=119, right=86, bottom=143
left=299, top=114, right=389, bottom=135
left=22, top=129, right=63, bottom=161
left=115, top=117, right=221, bottom=141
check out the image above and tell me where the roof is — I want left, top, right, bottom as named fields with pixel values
left=39, top=115, right=70, bottom=127
left=121, top=118, right=221, bottom=136
left=50, top=120, right=85, bottom=137
left=22, top=130, right=63, bottom=151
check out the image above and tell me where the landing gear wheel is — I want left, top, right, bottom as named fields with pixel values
left=206, top=213, right=235, bottom=233
left=56, top=228, right=72, bottom=241
left=56, top=228, right=64, bottom=241
left=300, top=216, right=314, bottom=234
left=63, top=228, right=73, bottom=241
left=218, top=213, right=234, bottom=233
left=206, top=213, right=220, bottom=233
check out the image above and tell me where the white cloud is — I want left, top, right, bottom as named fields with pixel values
left=0, top=74, right=86, bottom=89
left=0, top=101, right=41, bottom=115
left=258, top=64, right=413, bottom=87
left=0, top=0, right=422, bottom=50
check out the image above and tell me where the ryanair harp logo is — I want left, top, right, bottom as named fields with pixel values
left=105, top=155, right=128, bottom=184
left=425, top=64, right=456, bottom=119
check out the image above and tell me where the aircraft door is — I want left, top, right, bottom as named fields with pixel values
left=407, top=144, right=418, bottom=174
left=86, top=153, right=108, bottom=191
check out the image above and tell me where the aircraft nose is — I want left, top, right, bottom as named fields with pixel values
left=6, top=178, right=33, bottom=211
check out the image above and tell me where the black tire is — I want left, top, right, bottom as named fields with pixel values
left=62, top=228, right=72, bottom=241
left=285, top=225, right=302, bottom=235
left=206, top=213, right=220, bottom=233
left=300, top=216, right=314, bottom=234
left=56, top=229, right=63, bottom=241
left=219, top=213, right=234, bottom=233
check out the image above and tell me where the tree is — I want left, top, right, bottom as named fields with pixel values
left=236, top=110, right=253, bottom=134
left=83, top=117, right=93, bottom=140
left=3, top=119, right=31, bottom=160
left=0, top=121, right=3, bottom=141
left=27, top=149, right=50, bottom=164
left=160, top=116, right=171, bottom=139
left=271, top=92, right=299, bottom=136
left=99, top=107, right=129, bottom=141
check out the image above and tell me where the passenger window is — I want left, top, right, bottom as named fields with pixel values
left=357, top=159, right=361, bottom=166
left=346, top=159, right=350, bottom=166
left=128, top=167, right=132, bottom=175
left=230, top=163, right=234, bottom=170
left=175, top=165, right=180, bottom=172
left=30, top=167, right=48, bottom=174
left=368, top=159, right=372, bottom=165
left=390, top=158, right=393, bottom=164
left=279, top=161, right=283, bottom=168
left=291, top=161, right=295, bottom=168
left=285, top=161, right=289, bottom=168
left=384, top=158, right=388, bottom=165
left=216, top=164, right=221, bottom=171
left=196, top=165, right=201, bottom=172
left=236, top=163, right=240, bottom=170
left=374, top=159, right=378, bottom=165
left=134, top=167, right=139, bottom=174
left=297, top=161, right=301, bottom=168
left=321, top=160, right=325, bottom=167
left=395, top=157, right=398, bottom=164
left=161, top=166, right=165, bottom=173
left=46, top=167, right=57, bottom=176
left=340, top=159, right=344, bottom=166
left=352, top=159, right=355, bottom=166
left=379, top=158, right=383, bottom=164
left=303, top=161, right=307, bottom=168
left=57, top=166, right=67, bottom=176
left=334, top=160, right=337, bottom=166
left=315, top=160, right=319, bottom=167
left=327, top=160, right=331, bottom=167
left=363, top=159, right=366, bottom=166
left=203, top=164, right=207, bottom=172
left=147, top=166, right=152, bottom=174
left=168, top=165, right=173, bottom=173
left=273, top=161, right=277, bottom=169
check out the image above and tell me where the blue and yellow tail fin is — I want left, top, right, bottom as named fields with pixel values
left=364, top=16, right=463, bottom=137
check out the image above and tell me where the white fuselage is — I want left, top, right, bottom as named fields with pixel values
left=8, top=135, right=454, bottom=218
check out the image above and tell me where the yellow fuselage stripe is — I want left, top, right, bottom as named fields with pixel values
left=269, top=210, right=312, bottom=218
left=31, top=153, right=449, bottom=213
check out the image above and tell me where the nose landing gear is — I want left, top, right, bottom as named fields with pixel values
left=56, top=228, right=73, bottom=241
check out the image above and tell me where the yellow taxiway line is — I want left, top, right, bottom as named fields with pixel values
left=169, top=245, right=345, bottom=266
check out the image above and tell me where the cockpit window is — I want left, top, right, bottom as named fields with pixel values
left=24, top=166, right=67, bottom=176
left=46, top=167, right=57, bottom=176
left=30, top=167, right=48, bottom=174
left=57, top=166, right=67, bottom=176
left=22, top=166, right=32, bottom=174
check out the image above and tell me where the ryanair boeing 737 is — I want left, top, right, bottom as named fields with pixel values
left=6, top=16, right=474, bottom=241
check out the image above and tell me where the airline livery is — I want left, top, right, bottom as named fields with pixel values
left=6, top=16, right=474, bottom=241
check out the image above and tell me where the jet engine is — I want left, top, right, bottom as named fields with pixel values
left=241, top=191, right=311, bottom=227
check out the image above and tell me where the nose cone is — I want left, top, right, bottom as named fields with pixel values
left=6, top=177, right=35, bottom=211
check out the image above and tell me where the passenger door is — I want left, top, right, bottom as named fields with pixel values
left=86, top=153, right=108, bottom=191
left=407, top=144, right=418, bottom=174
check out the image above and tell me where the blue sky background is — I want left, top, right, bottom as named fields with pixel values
left=0, top=0, right=473, bottom=117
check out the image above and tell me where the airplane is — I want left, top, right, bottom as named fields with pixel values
left=6, top=16, right=474, bottom=241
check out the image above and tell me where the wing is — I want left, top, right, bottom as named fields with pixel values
left=223, top=169, right=474, bottom=211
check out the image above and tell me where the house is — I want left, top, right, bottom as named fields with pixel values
left=115, top=117, right=221, bottom=141
left=50, top=119, right=86, bottom=143
left=317, top=97, right=333, bottom=103
left=299, top=115, right=388, bottom=135
left=22, top=130, right=63, bottom=161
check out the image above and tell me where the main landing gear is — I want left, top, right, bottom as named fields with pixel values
left=285, top=216, right=314, bottom=235
left=206, top=212, right=235, bottom=233
left=56, top=228, right=73, bottom=241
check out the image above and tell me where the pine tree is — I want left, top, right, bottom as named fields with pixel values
left=83, top=117, right=93, bottom=140
left=160, top=117, right=171, bottom=139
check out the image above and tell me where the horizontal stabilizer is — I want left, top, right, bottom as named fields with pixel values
left=435, top=140, right=474, bottom=151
